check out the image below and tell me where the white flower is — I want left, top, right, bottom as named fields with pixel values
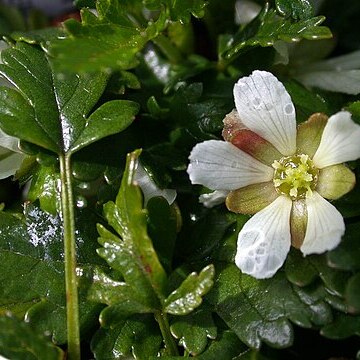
left=134, top=162, right=176, bottom=205
left=0, top=129, right=25, bottom=180
left=187, top=70, right=360, bottom=279
left=295, top=50, right=360, bottom=95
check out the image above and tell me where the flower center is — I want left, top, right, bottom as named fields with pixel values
left=272, top=154, right=318, bottom=200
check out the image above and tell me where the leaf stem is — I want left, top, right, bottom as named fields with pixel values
left=152, top=34, right=183, bottom=64
left=154, top=311, right=179, bottom=356
left=59, top=153, right=81, bottom=360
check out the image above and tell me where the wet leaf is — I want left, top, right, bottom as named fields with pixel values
left=91, top=150, right=168, bottom=325
left=220, top=5, right=331, bottom=62
left=164, top=265, right=214, bottom=315
left=0, top=314, right=63, bottom=360
left=170, top=309, right=217, bottom=355
left=0, top=42, right=137, bottom=155
left=91, top=314, right=162, bottom=360
left=207, top=264, right=332, bottom=349
left=275, top=0, right=313, bottom=20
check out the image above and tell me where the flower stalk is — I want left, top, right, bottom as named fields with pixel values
left=59, top=153, right=81, bottom=360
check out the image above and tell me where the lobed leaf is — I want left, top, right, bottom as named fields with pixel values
left=0, top=314, right=63, bottom=360
left=207, top=263, right=332, bottom=349
left=164, top=264, right=215, bottom=315
left=170, top=309, right=217, bottom=355
left=91, top=314, right=162, bottom=360
left=220, top=5, right=331, bottom=62
left=0, top=42, right=137, bottom=156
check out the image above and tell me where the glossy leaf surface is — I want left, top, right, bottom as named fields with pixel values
left=0, top=42, right=138, bottom=155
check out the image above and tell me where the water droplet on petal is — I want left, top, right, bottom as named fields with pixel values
left=284, top=103, right=295, bottom=115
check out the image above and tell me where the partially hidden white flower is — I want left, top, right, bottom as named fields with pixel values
left=187, top=70, right=360, bottom=279
left=295, top=50, right=360, bottom=95
left=0, top=40, right=25, bottom=179
left=134, top=162, right=176, bottom=205
left=0, top=129, right=25, bottom=180
left=235, top=0, right=261, bottom=25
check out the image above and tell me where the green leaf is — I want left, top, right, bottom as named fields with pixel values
left=285, top=250, right=318, bottom=287
left=27, top=164, right=60, bottom=215
left=321, top=312, right=360, bottom=339
left=91, top=150, right=168, bottom=324
left=149, top=330, right=247, bottom=360
left=327, top=221, right=360, bottom=271
left=164, top=264, right=214, bottom=315
left=283, top=80, right=329, bottom=122
left=145, top=0, right=208, bottom=23
left=275, top=0, right=313, bottom=20
left=0, top=314, right=63, bottom=360
left=88, top=267, right=155, bottom=318
left=207, top=264, right=332, bottom=349
left=345, top=273, right=360, bottom=314
left=170, top=309, right=217, bottom=355
left=0, top=206, right=103, bottom=340
left=0, top=42, right=137, bottom=155
left=147, top=197, right=178, bottom=272
left=220, top=5, right=331, bottom=62
left=101, top=150, right=167, bottom=295
left=70, top=100, right=139, bottom=153
left=91, top=314, right=162, bottom=360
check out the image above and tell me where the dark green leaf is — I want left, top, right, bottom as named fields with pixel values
left=170, top=309, right=217, bottom=355
left=147, top=197, right=178, bottom=272
left=70, top=100, right=139, bottom=153
left=0, top=314, right=63, bottom=360
left=207, top=264, right=332, bottom=349
left=285, top=250, right=318, bottom=287
left=0, top=206, right=103, bottom=341
left=91, top=314, right=162, bottom=360
left=321, top=312, right=360, bottom=339
left=149, top=330, right=247, bottom=360
left=164, top=264, right=214, bottom=315
left=345, top=273, right=360, bottom=314
left=275, top=0, right=313, bottom=20
left=284, top=80, right=329, bottom=122
left=327, top=222, right=360, bottom=271
left=221, top=5, right=331, bottom=62
left=0, top=42, right=136, bottom=156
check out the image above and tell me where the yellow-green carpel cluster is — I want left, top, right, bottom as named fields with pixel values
left=272, top=154, right=319, bottom=200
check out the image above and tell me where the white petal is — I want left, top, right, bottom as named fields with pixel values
left=296, top=70, right=360, bottom=95
left=199, top=190, right=229, bottom=208
left=0, top=129, right=20, bottom=152
left=235, top=195, right=292, bottom=279
left=312, top=111, right=360, bottom=168
left=187, top=140, right=273, bottom=191
left=301, top=191, right=345, bottom=255
left=0, top=151, right=25, bottom=179
left=134, top=163, right=176, bottom=205
left=235, top=0, right=261, bottom=25
left=299, top=50, right=360, bottom=72
left=233, top=70, right=296, bottom=155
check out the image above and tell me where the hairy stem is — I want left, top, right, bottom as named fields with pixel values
left=154, top=311, right=179, bottom=356
left=59, top=154, right=81, bottom=360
